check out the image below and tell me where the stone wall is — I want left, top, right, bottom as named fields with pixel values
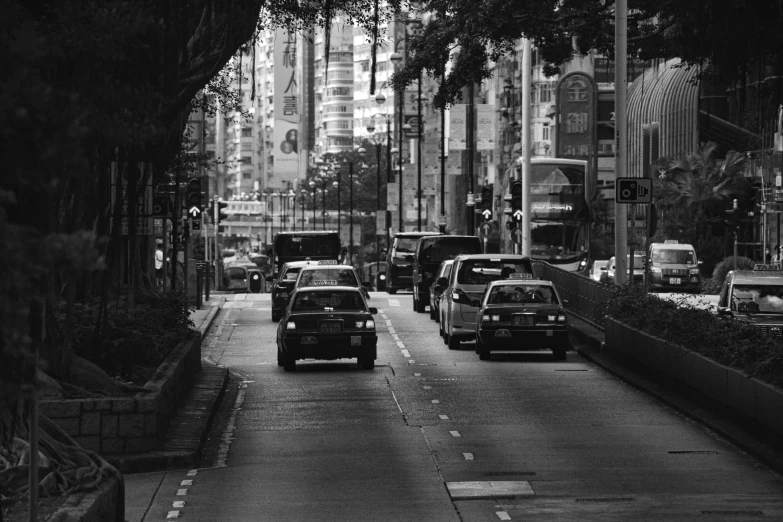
left=40, top=333, right=202, bottom=455
left=605, top=317, right=783, bottom=437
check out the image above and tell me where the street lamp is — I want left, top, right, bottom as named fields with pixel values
left=374, top=89, right=393, bottom=267
left=299, top=189, right=307, bottom=229
left=391, top=47, right=405, bottom=232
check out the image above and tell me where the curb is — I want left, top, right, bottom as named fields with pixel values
left=47, top=474, right=124, bottom=522
left=568, top=321, right=783, bottom=477
left=199, top=297, right=225, bottom=339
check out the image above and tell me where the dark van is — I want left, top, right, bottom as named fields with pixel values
left=412, top=235, right=482, bottom=313
left=385, top=232, right=441, bottom=294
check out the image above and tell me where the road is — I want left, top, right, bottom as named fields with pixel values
left=127, top=292, right=783, bottom=521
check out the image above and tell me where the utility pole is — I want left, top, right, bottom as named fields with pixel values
left=467, top=82, right=475, bottom=234
left=417, top=73, right=423, bottom=231
left=521, top=39, right=532, bottom=256
left=614, top=0, right=629, bottom=285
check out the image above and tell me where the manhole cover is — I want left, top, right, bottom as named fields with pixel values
left=446, top=481, right=534, bottom=500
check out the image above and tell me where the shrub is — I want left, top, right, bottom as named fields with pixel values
left=600, top=286, right=783, bottom=387
left=711, top=255, right=755, bottom=282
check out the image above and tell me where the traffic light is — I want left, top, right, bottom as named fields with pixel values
left=216, top=200, right=229, bottom=224
left=724, top=199, right=739, bottom=230
left=510, top=180, right=522, bottom=221
left=187, top=178, right=203, bottom=214
left=480, top=185, right=493, bottom=220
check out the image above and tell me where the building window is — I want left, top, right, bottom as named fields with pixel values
left=241, top=142, right=252, bottom=151
left=539, top=84, right=552, bottom=103
left=241, top=128, right=252, bottom=137
left=240, top=157, right=252, bottom=165
left=243, top=171, right=252, bottom=179
left=542, top=123, right=550, bottom=141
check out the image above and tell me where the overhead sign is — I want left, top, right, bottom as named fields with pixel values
left=615, top=177, right=652, bottom=204
left=555, top=72, right=597, bottom=164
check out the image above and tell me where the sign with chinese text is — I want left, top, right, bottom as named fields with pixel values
left=387, top=181, right=399, bottom=211
left=422, top=125, right=440, bottom=194
left=555, top=72, right=596, bottom=165
left=476, top=104, right=495, bottom=150
left=274, top=29, right=300, bottom=182
left=446, top=153, right=462, bottom=176
left=594, top=57, right=650, bottom=85
left=449, top=104, right=467, bottom=150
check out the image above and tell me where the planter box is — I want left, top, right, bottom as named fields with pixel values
left=40, top=333, right=202, bottom=455
left=48, top=474, right=124, bottom=522
left=605, top=317, right=783, bottom=437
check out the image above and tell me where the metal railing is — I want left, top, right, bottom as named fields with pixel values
left=533, top=262, right=612, bottom=330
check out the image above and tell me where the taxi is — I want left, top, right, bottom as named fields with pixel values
left=473, top=275, right=570, bottom=361
left=293, top=261, right=371, bottom=299
left=276, top=285, right=378, bottom=371
left=716, top=263, right=783, bottom=339
left=271, top=260, right=318, bottom=322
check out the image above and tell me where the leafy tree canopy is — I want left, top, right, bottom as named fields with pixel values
left=393, top=0, right=783, bottom=107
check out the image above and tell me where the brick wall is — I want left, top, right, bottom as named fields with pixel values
left=40, top=333, right=202, bottom=455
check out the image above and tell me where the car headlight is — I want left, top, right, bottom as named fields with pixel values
left=379, top=274, right=386, bottom=280
left=689, top=268, right=700, bottom=275
left=557, top=313, right=566, bottom=323
left=482, top=314, right=491, bottom=322
left=366, top=319, right=375, bottom=329
left=651, top=267, right=661, bottom=274
left=548, top=314, right=557, bottom=322
left=578, top=260, right=587, bottom=270
left=286, top=321, right=296, bottom=330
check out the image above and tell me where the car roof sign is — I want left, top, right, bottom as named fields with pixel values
left=753, top=263, right=783, bottom=271
left=664, top=239, right=679, bottom=244
left=318, top=259, right=339, bottom=265
left=490, top=258, right=502, bottom=262
left=312, top=280, right=338, bottom=285
left=509, top=273, right=533, bottom=280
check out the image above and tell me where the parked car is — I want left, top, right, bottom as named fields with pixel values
left=429, top=260, right=454, bottom=322
left=589, top=260, right=609, bottom=282
left=222, top=263, right=265, bottom=293
left=439, top=254, right=536, bottom=350
left=412, top=235, right=482, bottom=313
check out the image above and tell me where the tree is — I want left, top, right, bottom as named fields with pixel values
left=393, top=1, right=783, bottom=107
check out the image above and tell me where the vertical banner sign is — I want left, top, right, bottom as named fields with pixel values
left=422, top=125, right=439, bottom=195
left=555, top=72, right=597, bottom=166
left=476, top=104, right=495, bottom=150
left=403, top=163, right=417, bottom=197
left=274, top=29, right=300, bottom=182
left=387, top=182, right=399, bottom=211
left=449, top=104, right=467, bottom=150
left=446, top=154, right=463, bottom=176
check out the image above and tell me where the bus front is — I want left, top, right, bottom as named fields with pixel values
left=529, top=159, right=590, bottom=272
left=272, top=231, right=342, bottom=274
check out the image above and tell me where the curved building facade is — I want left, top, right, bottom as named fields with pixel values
left=314, top=22, right=354, bottom=156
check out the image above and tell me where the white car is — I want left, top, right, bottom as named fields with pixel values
left=589, top=260, right=609, bottom=282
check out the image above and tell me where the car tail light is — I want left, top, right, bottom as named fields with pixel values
left=547, top=314, right=557, bottom=322
left=557, top=313, right=566, bottom=323
left=482, top=314, right=491, bottom=322
left=491, top=315, right=500, bottom=322
left=366, top=319, right=375, bottom=329
left=452, top=289, right=469, bottom=303
left=286, top=321, right=296, bottom=330
left=355, top=321, right=365, bottom=328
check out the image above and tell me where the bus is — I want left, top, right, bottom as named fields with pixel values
left=271, top=231, right=342, bottom=274
left=528, top=158, right=590, bottom=271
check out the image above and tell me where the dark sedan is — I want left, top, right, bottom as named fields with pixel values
left=276, top=286, right=378, bottom=372
left=473, top=277, right=570, bottom=361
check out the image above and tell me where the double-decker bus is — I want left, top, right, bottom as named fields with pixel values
left=528, top=157, right=590, bottom=271
left=271, top=231, right=342, bottom=274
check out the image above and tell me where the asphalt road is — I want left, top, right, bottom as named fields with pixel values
left=129, top=292, right=783, bottom=521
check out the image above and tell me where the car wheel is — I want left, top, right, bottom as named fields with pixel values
left=439, top=320, right=444, bottom=338
left=283, top=352, right=296, bottom=372
left=277, top=346, right=284, bottom=367
left=553, top=348, right=567, bottom=361
left=478, top=339, right=491, bottom=361
left=448, top=335, right=460, bottom=350
left=359, top=357, right=375, bottom=370
left=388, top=288, right=397, bottom=295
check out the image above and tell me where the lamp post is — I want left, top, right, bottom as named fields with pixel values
left=367, top=115, right=382, bottom=268
left=390, top=49, right=404, bottom=232
left=440, top=85, right=447, bottom=233
left=376, top=91, right=393, bottom=253
left=320, top=185, right=327, bottom=230
left=309, top=180, right=316, bottom=226
left=334, top=164, right=341, bottom=241
left=299, top=189, right=307, bottom=229
left=417, top=75, right=423, bottom=231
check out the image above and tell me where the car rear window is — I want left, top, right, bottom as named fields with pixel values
left=488, top=284, right=558, bottom=305
left=283, top=267, right=302, bottom=280
left=291, top=290, right=367, bottom=312
left=393, top=238, right=419, bottom=255
left=299, top=268, right=358, bottom=287
left=457, top=259, right=533, bottom=285
left=419, top=238, right=481, bottom=264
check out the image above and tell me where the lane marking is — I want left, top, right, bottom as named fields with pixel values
left=463, top=453, right=474, bottom=461
left=431, top=400, right=440, bottom=404
left=176, top=489, right=187, bottom=496
left=401, top=350, right=410, bottom=357
left=387, top=299, right=401, bottom=306
left=439, top=414, right=449, bottom=420
left=450, top=431, right=461, bottom=437
left=180, top=480, right=193, bottom=486
left=385, top=319, right=393, bottom=326
left=167, top=511, right=180, bottom=519
left=172, top=501, right=185, bottom=508
left=423, top=385, right=432, bottom=389
left=396, top=341, right=406, bottom=349
left=392, top=333, right=400, bottom=341
left=414, top=373, right=421, bottom=377
left=408, top=360, right=415, bottom=364
left=388, top=327, right=396, bottom=334
left=496, top=512, right=512, bottom=521
left=186, top=470, right=198, bottom=477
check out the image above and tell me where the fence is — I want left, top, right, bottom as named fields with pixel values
left=533, top=262, right=612, bottom=330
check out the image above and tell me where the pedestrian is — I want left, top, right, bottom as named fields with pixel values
left=155, top=241, right=164, bottom=287
left=773, top=244, right=783, bottom=265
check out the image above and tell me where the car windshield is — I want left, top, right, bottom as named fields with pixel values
left=731, top=284, right=783, bottom=314
left=299, top=268, right=358, bottom=287
left=291, top=290, right=367, bottom=312
left=652, top=249, right=696, bottom=264
left=226, top=268, right=246, bottom=281
left=457, top=260, right=533, bottom=285
left=420, top=238, right=479, bottom=263
left=283, top=267, right=301, bottom=280
left=487, top=284, right=558, bottom=305
left=394, top=238, right=419, bottom=255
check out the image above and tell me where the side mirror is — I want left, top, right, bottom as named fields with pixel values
left=717, top=306, right=732, bottom=317
left=436, top=277, right=448, bottom=287
left=369, top=307, right=378, bottom=314
left=698, top=260, right=703, bottom=265
left=563, top=299, right=570, bottom=306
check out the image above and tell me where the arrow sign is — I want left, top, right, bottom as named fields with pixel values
left=480, top=222, right=492, bottom=237
left=188, top=206, right=201, bottom=218
left=513, top=209, right=523, bottom=221
left=511, top=227, right=523, bottom=245
left=481, top=209, right=492, bottom=221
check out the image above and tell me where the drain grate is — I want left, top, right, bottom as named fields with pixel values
left=483, top=472, right=536, bottom=477
left=576, top=498, right=635, bottom=503
left=668, top=450, right=719, bottom=455
left=701, top=511, right=763, bottom=517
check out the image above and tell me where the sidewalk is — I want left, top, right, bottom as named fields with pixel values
left=109, top=296, right=228, bottom=475
left=567, top=312, right=783, bottom=477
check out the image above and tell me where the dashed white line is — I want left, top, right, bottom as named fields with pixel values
left=431, top=399, right=440, bottom=404
left=439, top=414, right=449, bottom=420
left=392, top=333, right=400, bottom=341
left=423, top=385, right=432, bottom=389
left=388, top=327, right=396, bottom=334
left=166, top=511, right=180, bottom=519
left=386, top=320, right=393, bottom=326
left=396, top=340, right=406, bottom=349
left=176, top=489, right=187, bottom=496
left=408, top=360, right=416, bottom=364
left=463, top=452, right=474, bottom=460
left=180, top=479, right=193, bottom=486
left=414, top=373, right=421, bottom=377
left=450, top=431, right=461, bottom=437
left=496, top=511, right=512, bottom=521
left=186, top=470, right=198, bottom=477
left=401, top=349, right=410, bottom=357
left=172, top=501, right=185, bottom=508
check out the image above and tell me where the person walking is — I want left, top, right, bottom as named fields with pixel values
left=155, top=241, right=164, bottom=287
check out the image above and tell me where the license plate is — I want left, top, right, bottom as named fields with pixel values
left=670, top=278, right=681, bottom=284
left=495, top=329, right=511, bottom=337
left=319, top=320, right=342, bottom=333
left=301, top=336, right=318, bottom=345
left=513, top=314, right=534, bottom=326
left=351, top=336, right=362, bottom=346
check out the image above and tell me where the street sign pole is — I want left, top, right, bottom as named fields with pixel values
left=204, top=212, right=210, bottom=301
left=614, top=0, right=629, bottom=285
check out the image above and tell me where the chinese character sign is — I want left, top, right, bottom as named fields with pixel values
left=274, top=29, right=300, bottom=181
left=476, top=104, right=495, bottom=150
left=556, top=72, right=596, bottom=164
left=449, top=104, right=467, bottom=150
